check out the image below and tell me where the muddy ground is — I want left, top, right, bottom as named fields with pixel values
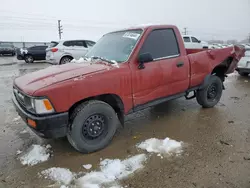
left=1, top=56, right=250, bottom=188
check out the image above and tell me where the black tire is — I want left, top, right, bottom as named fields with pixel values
left=24, top=55, right=34, bottom=63
left=60, top=56, right=72, bottom=64
left=238, top=71, right=249, bottom=77
left=196, top=75, right=223, bottom=108
left=67, top=100, right=118, bottom=153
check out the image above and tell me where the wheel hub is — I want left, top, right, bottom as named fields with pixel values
left=82, top=114, right=105, bottom=139
left=207, top=84, right=217, bottom=99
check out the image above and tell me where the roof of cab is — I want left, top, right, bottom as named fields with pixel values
left=108, top=24, right=177, bottom=34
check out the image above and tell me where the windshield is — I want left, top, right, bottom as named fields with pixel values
left=85, top=29, right=143, bottom=63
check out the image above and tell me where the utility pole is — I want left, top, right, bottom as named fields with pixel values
left=183, top=27, right=188, bottom=35
left=248, top=33, right=250, bottom=43
left=58, top=20, right=63, bottom=40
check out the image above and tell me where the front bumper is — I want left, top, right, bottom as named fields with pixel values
left=12, top=94, right=69, bottom=138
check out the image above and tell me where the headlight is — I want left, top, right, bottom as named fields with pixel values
left=31, top=98, right=55, bottom=114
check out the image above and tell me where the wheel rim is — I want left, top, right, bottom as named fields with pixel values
left=82, top=114, right=106, bottom=140
left=207, top=83, right=218, bottom=100
left=26, top=56, right=33, bottom=63
left=61, top=58, right=71, bottom=64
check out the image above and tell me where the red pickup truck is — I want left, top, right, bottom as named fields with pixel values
left=12, top=25, right=244, bottom=153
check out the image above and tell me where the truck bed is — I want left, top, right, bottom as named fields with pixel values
left=187, top=46, right=245, bottom=88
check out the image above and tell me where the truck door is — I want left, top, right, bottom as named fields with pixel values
left=129, top=30, right=163, bottom=107
left=130, top=27, right=189, bottom=108
left=156, top=28, right=190, bottom=96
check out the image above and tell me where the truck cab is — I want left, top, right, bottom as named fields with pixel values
left=12, top=25, right=245, bottom=153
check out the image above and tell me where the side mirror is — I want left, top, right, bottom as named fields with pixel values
left=138, top=53, right=153, bottom=69
left=198, top=40, right=201, bottom=43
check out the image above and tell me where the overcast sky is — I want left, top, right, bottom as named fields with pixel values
left=1, top=0, right=250, bottom=42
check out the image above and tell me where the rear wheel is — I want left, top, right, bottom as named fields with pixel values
left=67, top=100, right=118, bottom=153
left=24, top=55, right=34, bottom=63
left=60, top=56, right=72, bottom=64
left=238, top=71, right=249, bottom=77
left=196, top=75, right=223, bottom=108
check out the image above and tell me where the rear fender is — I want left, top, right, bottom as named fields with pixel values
left=198, top=74, right=212, bottom=90
left=199, top=74, right=225, bottom=90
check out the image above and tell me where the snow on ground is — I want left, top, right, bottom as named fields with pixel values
left=16, top=150, right=22, bottom=155
left=20, top=129, right=28, bottom=134
left=137, top=137, right=183, bottom=155
left=13, top=116, right=20, bottom=122
left=76, top=154, right=146, bottom=188
left=19, top=144, right=52, bottom=166
left=83, top=164, right=92, bottom=170
left=40, top=167, right=75, bottom=185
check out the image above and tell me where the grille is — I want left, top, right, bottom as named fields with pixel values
left=13, top=88, right=26, bottom=108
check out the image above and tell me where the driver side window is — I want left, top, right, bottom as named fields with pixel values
left=139, top=29, right=180, bottom=60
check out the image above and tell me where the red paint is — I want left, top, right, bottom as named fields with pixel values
left=14, top=25, right=245, bottom=114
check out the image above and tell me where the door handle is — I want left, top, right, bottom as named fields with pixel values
left=176, top=62, right=184, bottom=67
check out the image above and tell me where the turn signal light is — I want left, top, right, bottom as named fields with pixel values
left=27, top=118, right=36, bottom=128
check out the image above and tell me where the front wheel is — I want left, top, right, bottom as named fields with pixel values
left=67, top=100, right=118, bottom=153
left=196, top=75, right=223, bottom=108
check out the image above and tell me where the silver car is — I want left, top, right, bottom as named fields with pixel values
left=46, top=40, right=95, bottom=64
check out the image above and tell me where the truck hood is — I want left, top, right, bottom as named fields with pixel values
left=14, top=62, right=111, bottom=95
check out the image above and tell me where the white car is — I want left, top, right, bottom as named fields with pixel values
left=182, top=35, right=205, bottom=49
left=236, top=47, right=250, bottom=76
left=46, top=40, right=95, bottom=64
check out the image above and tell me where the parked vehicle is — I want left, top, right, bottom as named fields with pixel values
left=0, top=43, right=15, bottom=56
left=236, top=47, right=250, bottom=76
left=182, top=35, right=205, bottom=49
left=46, top=40, right=96, bottom=64
left=12, top=25, right=244, bottom=153
left=17, top=45, right=48, bottom=63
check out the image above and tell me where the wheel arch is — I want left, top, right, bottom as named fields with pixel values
left=69, top=94, right=125, bottom=125
left=199, top=57, right=234, bottom=90
left=60, top=55, right=74, bottom=64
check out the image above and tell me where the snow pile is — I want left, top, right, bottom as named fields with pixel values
left=111, top=60, right=119, bottom=68
left=137, top=137, right=183, bottom=155
left=19, top=144, right=52, bottom=166
left=20, top=129, right=28, bottom=134
left=76, top=154, right=146, bottom=188
left=40, top=167, right=74, bottom=185
left=20, top=48, right=28, bottom=54
left=83, top=164, right=92, bottom=170
left=71, top=57, right=92, bottom=63
left=16, top=150, right=22, bottom=155
left=13, top=116, right=21, bottom=122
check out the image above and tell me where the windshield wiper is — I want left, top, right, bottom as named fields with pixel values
left=91, top=56, right=116, bottom=64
